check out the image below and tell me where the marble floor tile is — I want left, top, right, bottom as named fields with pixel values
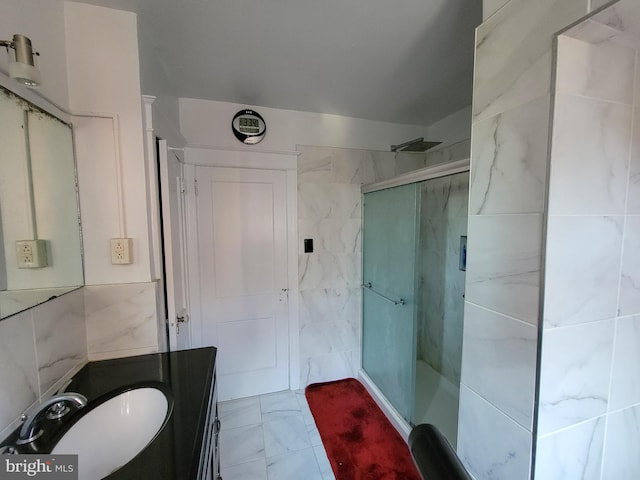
left=260, top=390, right=302, bottom=422
left=314, top=445, right=336, bottom=480
left=306, top=422, right=322, bottom=447
left=219, top=396, right=262, bottom=429
left=266, top=448, right=323, bottom=480
left=220, top=423, right=266, bottom=468
left=220, top=390, right=335, bottom=479
left=263, top=416, right=311, bottom=458
left=221, top=457, right=268, bottom=480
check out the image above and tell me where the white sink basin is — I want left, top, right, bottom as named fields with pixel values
left=52, top=387, right=170, bottom=480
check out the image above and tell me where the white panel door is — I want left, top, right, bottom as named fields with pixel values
left=194, top=166, right=289, bottom=400
left=158, top=140, right=191, bottom=351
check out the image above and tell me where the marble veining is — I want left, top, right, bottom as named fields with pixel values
left=602, top=404, right=640, bottom=479
left=609, top=315, right=640, bottom=410
left=263, top=416, right=311, bottom=457
left=32, top=288, right=86, bottom=393
left=619, top=217, right=640, bottom=316
left=457, top=385, right=532, bottom=480
left=219, top=389, right=333, bottom=480
left=299, top=288, right=361, bottom=328
left=298, top=219, right=361, bottom=254
left=537, top=320, right=614, bottom=435
left=297, top=145, right=427, bottom=386
left=218, top=396, right=262, bottom=430
left=465, top=214, right=542, bottom=325
left=469, top=95, right=549, bottom=215
left=418, top=173, right=468, bottom=385
left=556, top=35, right=635, bottom=103
left=548, top=94, right=631, bottom=215
left=85, top=282, right=159, bottom=357
left=0, top=311, right=39, bottom=437
left=473, top=0, right=586, bottom=122
left=535, top=417, right=605, bottom=480
left=220, top=423, right=266, bottom=468
left=260, top=391, right=302, bottom=422
left=300, top=352, right=354, bottom=386
left=544, top=216, right=623, bottom=327
left=461, top=303, right=537, bottom=430
left=266, top=448, right=323, bottom=480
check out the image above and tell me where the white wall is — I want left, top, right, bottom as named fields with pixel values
left=180, top=98, right=429, bottom=152
left=0, top=0, right=69, bottom=109
left=65, top=1, right=152, bottom=285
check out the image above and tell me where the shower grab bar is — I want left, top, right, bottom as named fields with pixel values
left=361, top=283, right=405, bottom=306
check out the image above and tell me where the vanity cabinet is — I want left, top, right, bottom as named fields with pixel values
left=199, top=371, right=221, bottom=480
left=27, top=347, right=220, bottom=479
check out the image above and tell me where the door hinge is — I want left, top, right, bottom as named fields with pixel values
left=194, top=178, right=198, bottom=196
left=178, top=177, right=186, bottom=194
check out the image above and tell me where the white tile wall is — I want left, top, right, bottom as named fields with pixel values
left=535, top=417, right=605, bottom=480
left=417, top=173, right=468, bottom=385
left=462, top=0, right=593, bottom=477
left=296, top=145, right=426, bottom=386
left=460, top=304, right=536, bottom=429
left=544, top=216, right=623, bottom=328
left=469, top=95, right=549, bottom=215
left=457, top=385, right=532, bottom=480
left=608, top=315, right=640, bottom=411
left=465, top=214, right=543, bottom=325
left=601, top=404, right=640, bottom=479
left=84, top=282, right=161, bottom=360
left=535, top=12, right=640, bottom=476
left=537, top=320, right=615, bottom=435
left=618, top=217, right=640, bottom=316
left=473, top=0, right=586, bottom=123
left=0, top=289, right=86, bottom=440
left=547, top=95, right=631, bottom=215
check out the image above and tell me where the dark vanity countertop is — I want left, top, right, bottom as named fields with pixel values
left=65, top=347, right=216, bottom=479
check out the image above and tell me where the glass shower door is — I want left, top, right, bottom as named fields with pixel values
left=362, top=183, right=419, bottom=422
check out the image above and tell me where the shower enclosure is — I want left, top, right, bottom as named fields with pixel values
left=361, top=163, right=469, bottom=446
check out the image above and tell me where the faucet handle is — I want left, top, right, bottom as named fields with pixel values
left=16, top=392, right=88, bottom=445
left=46, top=401, right=70, bottom=420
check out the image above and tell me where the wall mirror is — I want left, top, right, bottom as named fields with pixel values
left=0, top=84, right=83, bottom=319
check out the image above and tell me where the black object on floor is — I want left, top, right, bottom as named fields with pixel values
left=408, top=424, right=473, bottom=480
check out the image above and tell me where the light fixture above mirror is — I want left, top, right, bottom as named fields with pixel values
left=0, top=34, right=41, bottom=88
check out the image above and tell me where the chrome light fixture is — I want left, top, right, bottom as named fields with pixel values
left=0, top=34, right=41, bottom=87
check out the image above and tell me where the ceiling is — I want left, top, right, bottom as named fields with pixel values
left=76, top=0, right=481, bottom=126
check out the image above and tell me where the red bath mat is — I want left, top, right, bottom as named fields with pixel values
left=305, top=378, right=421, bottom=480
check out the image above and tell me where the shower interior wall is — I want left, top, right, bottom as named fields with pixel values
left=417, top=172, right=469, bottom=387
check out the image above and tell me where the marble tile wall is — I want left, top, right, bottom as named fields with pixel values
left=84, top=281, right=162, bottom=361
left=0, top=289, right=87, bottom=441
left=297, top=145, right=426, bottom=386
left=535, top=12, right=640, bottom=477
left=459, top=0, right=592, bottom=478
left=417, top=172, right=469, bottom=386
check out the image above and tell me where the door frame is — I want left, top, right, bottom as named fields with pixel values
left=183, top=147, right=301, bottom=391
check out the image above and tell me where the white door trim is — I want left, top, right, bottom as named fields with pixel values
left=184, top=148, right=300, bottom=391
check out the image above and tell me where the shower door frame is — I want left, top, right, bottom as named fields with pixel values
left=358, top=157, right=470, bottom=438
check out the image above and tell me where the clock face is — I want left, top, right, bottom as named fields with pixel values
left=232, top=110, right=266, bottom=144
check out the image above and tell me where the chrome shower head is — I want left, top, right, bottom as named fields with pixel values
left=390, top=137, right=442, bottom=152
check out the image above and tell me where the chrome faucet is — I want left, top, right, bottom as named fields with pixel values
left=16, top=393, right=87, bottom=445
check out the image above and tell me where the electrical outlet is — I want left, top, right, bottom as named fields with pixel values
left=16, top=240, right=48, bottom=268
left=110, top=238, right=133, bottom=265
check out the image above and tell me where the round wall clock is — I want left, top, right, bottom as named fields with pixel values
left=232, top=109, right=266, bottom=145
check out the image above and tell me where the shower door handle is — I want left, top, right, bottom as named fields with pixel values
left=361, top=283, right=405, bottom=306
